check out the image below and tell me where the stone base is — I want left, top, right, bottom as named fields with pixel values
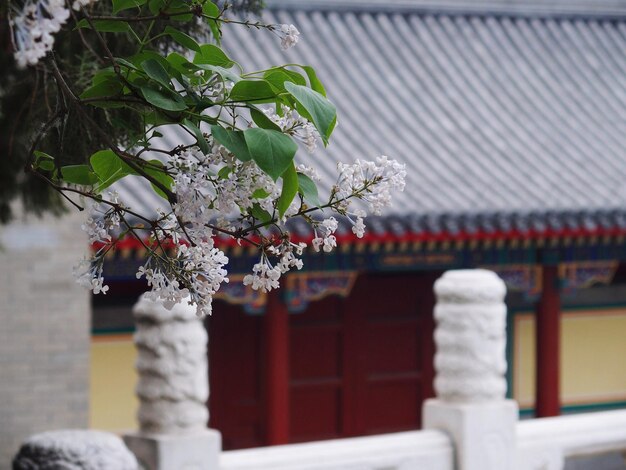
left=123, top=429, right=221, bottom=470
left=423, top=399, right=518, bottom=470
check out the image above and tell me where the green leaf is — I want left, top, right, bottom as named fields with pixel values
left=114, top=57, right=141, bottom=71
left=244, top=128, right=297, bottom=181
left=202, top=1, right=221, bottom=43
left=38, top=161, right=55, bottom=171
left=229, top=80, right=275, bottom=103
left=211, top=125, right=251, bottom=162
left=91, top=69, right=117, bottom=84
left=194, top=64, right=240, bottom=83
left=202, top=0, right=220, bottom=16
left=263, top=68, right=306, bottom=92
left=90, top=150, right=130, bottom=191
left=76, top=19, right=131, bottom=32
left=144, top=110, right=180, bottom=126
left=143, top=160, right=173, bottom=200
left=252, top=188, right=270, bottom=199
left=34, top=150, right=53, bottom=161
left=183, top=119, right=209, bottom=154
left=129, top=52, right=183, bottom=82
left=164, top=26, right=201, bottom=53
left=250, top=203, right=272, bottom=223
left=163, top=0, right=193, bottom=21
left=250, top=108, right=281, bottom=131
left=140, top=86, right=187, bottom=111
left=148, top=0, right=166, bottom=14
left=284, top=82, right=336, bottom=145
left=80, top=79, right=123, bottom=100
left=61, top=165, right=99, bottom=186
left=193, top=44, right=234, bottom=68
left=112, top=0, right=146, bottom=13
left=218, top=166, right=231, bottom=179
left=141, top=59, right=172, bottom=90
left=166, top=52, right=195, bottom=76
left=277, top=163, right=298, bottom=217
left=297, top=172, right=321, bottom=207
left=302, top=65, right=326, bottom=96
left=34, top=151, right=55, bottom=172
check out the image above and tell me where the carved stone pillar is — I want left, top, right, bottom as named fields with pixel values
left=124, top=294, right=221, bottom=470
left=423, top=269, right=518, bottom=470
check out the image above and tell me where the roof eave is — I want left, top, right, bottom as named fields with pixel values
left=266, top=0, right=626, bottom=19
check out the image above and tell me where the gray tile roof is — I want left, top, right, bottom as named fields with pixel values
left=116, top=4, right=626, bottom=238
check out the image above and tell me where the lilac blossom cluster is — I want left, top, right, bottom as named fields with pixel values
left=10, top=0, right=70, bottom=68
left=74, top=149, right=406, bottom=315
left=28, top=3, right=407, bottom=316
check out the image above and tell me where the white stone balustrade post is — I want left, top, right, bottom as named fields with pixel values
left=124, top=294, right=221, bottom=470
left=423, top=269, right=519, bottom=470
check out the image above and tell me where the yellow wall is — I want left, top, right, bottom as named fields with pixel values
left=514, top=308, right=626, bottom=408
left=90, top=334, right=138, bottom=431
left=91, top=307, right=626, bottom=428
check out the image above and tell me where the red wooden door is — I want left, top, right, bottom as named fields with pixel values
left=290, top=295, right=345, bottom=441
left=207, top=301, right=265, bottom=450
left=289, top=272, right=437, bottom=442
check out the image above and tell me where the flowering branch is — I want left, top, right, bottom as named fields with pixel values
left=9, top=0, right=406, bottom=316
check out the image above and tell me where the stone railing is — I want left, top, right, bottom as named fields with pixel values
left=516, top=409, right=626, bottom=469
left=221, top=429, right=453, bottom=470
left=123, top=269, right=626, bottom=470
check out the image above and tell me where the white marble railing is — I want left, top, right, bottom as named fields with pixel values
left=220, top=409, right=626, bottom=470
left=123, top=270, right=626, bottom=470
left=220, top=429, right=453, bottom=470
left=516, top=409, right=626, bottom=469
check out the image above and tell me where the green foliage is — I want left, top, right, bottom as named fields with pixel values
left=3, top=0, right=336, bottom=227
left=277, top=163, right=298, bottom=217
left=211, top=126, right=251, bottom=162
left=229, top=79, right=275, bottom=103
left=193, top=44, right=235, bottom=68
left=90, top=150, right=134, bottom=191
left=112, top=0, right=147, bottom=14
left=297, top=172, right=320, bottom=207
left=61, top=165, right=99, bottom=185
left=183, top=119, right=210, bottom=154
left=244, top=128, right=298, bottom=181
left=284, top=82, right=336, bottom=145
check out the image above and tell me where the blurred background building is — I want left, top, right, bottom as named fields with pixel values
left=91, top=0, right=626, bottom=449
left=4, top=0, right=626, bottom=464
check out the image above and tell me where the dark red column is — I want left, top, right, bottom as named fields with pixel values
left=264, top=290, right=290, bottom=444
left=535, top=265, right=561, bottom=417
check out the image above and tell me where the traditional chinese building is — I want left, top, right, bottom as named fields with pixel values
left=91, top=0, right=626, bottom=450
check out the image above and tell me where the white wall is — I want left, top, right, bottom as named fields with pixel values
left=0, top=205, right=91, bottom=466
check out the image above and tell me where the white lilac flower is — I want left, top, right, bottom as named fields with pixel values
left=11, top=0, right=70, bottom=68
left=263, top=106, right=319, bottom=152
left=312, top=217, right=339, bottom=253
left=73, top=258, right=109, bottom=295
left=138, top=240, right=229, bottom=317
left=352, top=216, right=366, bottom=238
left=300, top=122, right=318, bottom=153
left=278, top=24, right=299, bottom=50
left=336, top=156, right=406, bottom=215
left=81, top=217, right=111, bottom=244
left=243, top=256, right=281, bottom=292
left=72, top=0, right=97, bottom=10
left=296, top=163, right=321, bottom=182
